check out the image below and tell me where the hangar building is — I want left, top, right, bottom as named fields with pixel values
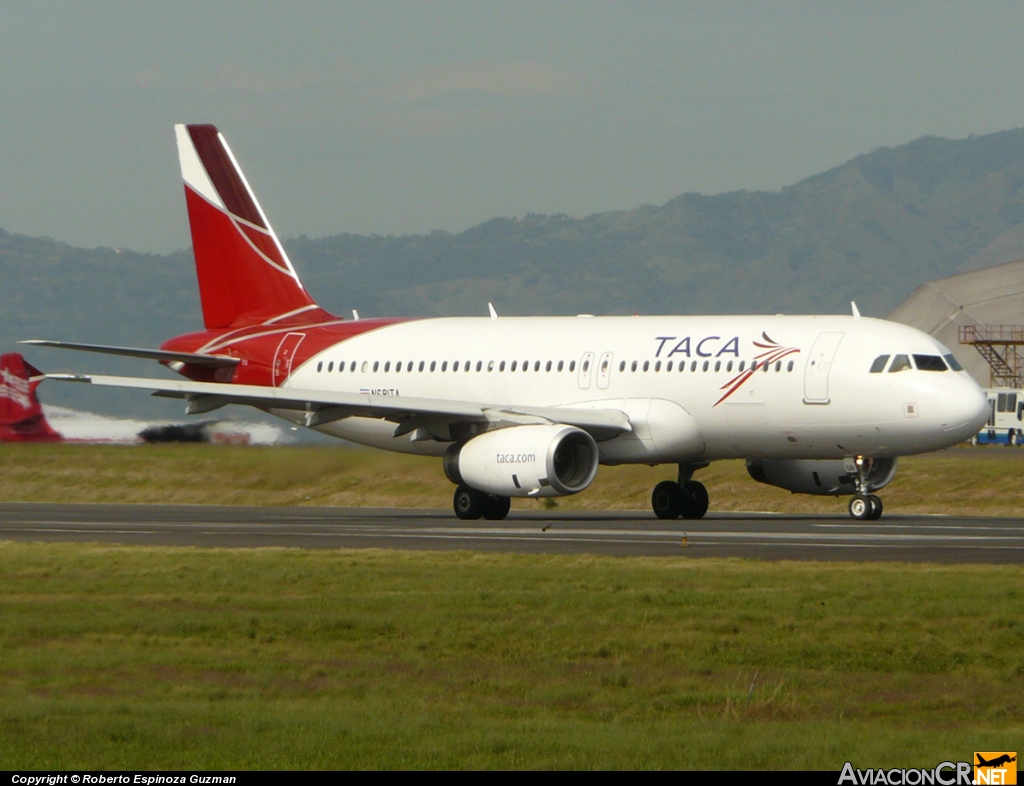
left=888, top=257, right=1024, bottom=388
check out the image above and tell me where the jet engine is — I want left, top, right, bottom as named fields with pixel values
left=444, top=424, right=599, bottom=498
left=746, top=457, right=897, bottom=496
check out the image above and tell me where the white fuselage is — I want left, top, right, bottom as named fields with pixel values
left=282, top=314, right=989, bottom=464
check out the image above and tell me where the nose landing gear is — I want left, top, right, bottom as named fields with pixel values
left=848, top=493, right=882, bottom=520
left=848, top=456, right=883, bottom=520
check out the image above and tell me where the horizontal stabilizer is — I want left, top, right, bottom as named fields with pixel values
left=21, top=340, right=240, bottom=368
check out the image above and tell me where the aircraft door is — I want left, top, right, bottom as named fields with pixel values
left=577, top=351, right=595, bottom=390
left=273, top=332, right=306, bottom=386
left=596, top=351, right=614, bottom=390
left=803, top=332, right=843, bottom=404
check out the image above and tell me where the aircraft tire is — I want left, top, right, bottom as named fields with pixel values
left=849, top=495, right=872, bottom=520
left=867, top=495, right=883, bottom=520
left=680, top=480, right=709, bottom=520
left=482, top=494, right=512, bottom=521
left=652, top=481, right=683, bottom=519
left=454, top=485, right=486, bottom=520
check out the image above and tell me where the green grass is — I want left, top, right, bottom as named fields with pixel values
left=1, top=444, right=1021, bottom=768
left=1, top=443, right=1023, bottom=516
left=0, top=543, right=1021, bottom=769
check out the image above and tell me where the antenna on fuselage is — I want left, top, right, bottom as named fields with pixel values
left=352, top=309, right=360, bottom=321
left=851, top=301, right=861, bottom=319
left=488, top=303, right=498, bottom=320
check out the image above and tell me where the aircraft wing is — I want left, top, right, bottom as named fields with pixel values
left=46, top=373, right=632, bottom=441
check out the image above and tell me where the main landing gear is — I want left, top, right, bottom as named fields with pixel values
left=651, top=463, right=710, bottom=520
left=453, top=485, right=511, bottom=521
left=848, top=455, right=883, bottom=521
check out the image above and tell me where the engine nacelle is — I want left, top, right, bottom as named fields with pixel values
left=444, top=424, right=599, bottom=498
left=746, top=457, right=898, bottom=496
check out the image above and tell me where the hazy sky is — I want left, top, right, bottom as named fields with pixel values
left=2, top=1, right=1024, bottom=254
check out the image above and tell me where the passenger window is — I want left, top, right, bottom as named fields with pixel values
left=372, top=361, right=379, bottom=372
left=487, top=360, right=494, bottom=372
left=384, top=361, right=391, bottom=372
left=739, top=360, right=745, bottom=372
left=327, top=361, right=334, bottom=372
left=775, top=361, right=781, bottom=372
left=726, top=361, right=733, bottom=372
left=453, top=361, right=459, bottom=372
left=395, top=362, right=401, bottom=372
left=643, top=360, right=650, bottom=372
left=511, top=361, right=517, bottom=372
left=654, top=361, right=661, bottom=372
left=714, top=361, right=721, bottom=372
left=602, top=360, right=609, bottom=371
left=631, top=361, right=638, bottom=372
left=557, top=360, right=564, bottom=372
left=476, top=361, right=482, bottom=372
left=620, top=361, right=626, bottom=372
left=317, top=362, right=323, bottom=372
left=419, top=361, right=425, bottom=372
left=888, top=355, right=911, bottom=373
left=691, top=361, right=697, bottom=372
left=339, top=361, right=345, bottom=372
left=499, top=361, right=505, bottom=372
left=545, top=361, right=552, bottom=372
left=703, top=361, right=709, bottom=372
left=913, top=354, right=947, bottom=372
left=666, top=360, right=673, bottom=371
left=430, top=361, right=436, bottom=371
left=534, top=361, right=541, bottom=372
left=787, top=360, right=794, bottom=372
left=361, top=361, right=368, bottom=373
left=570, top=360, right=576, bottom=372
left=869, top=355, right=889, bottom=373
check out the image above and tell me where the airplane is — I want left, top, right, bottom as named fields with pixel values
left=24, top=124, right=990, bottom=520
left=976, top=754, right=1016, bottom=768
left=0, top=351, right=282, bottom=445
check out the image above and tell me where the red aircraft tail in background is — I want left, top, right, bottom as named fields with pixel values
left=0, top=352, right=62, bottom=442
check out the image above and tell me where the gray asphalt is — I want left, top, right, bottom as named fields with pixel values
left=1, top=503, right=1022, bottom=563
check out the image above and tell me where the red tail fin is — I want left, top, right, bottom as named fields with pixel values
left=0, top=353, right=61, bottom=442
left=175, top=124, right=321, bottom=329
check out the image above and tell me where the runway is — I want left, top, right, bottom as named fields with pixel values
left=1, top=503, right=1022, bottom=563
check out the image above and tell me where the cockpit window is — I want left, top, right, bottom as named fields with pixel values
left=943, top=353, right=964, bottom=371
left=913, top=354, right=948, bottom=372
left=869, top=355, right=890, bottom=373
left=888, top=354, right=912, bottom=373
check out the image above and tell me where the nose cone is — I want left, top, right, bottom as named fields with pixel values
left=938, top=379, right=990, bottom=443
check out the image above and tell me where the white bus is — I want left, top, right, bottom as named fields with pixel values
left=974, top=388, right=1024, bottom=444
